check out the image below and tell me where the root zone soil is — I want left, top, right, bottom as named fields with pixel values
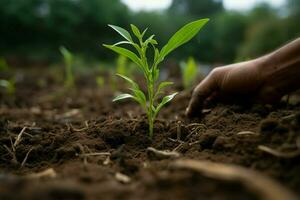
left=0, top=69, right=300, bottom=200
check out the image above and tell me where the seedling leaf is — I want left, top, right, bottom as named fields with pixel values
left=132, top=88, right=147, bottom=110
left=60, top=46, right=72, bottom=66
left=113, top=93, right=134, bottom=102
left=0, top=80, right=9, bottom=87
left=103, top=44, right=142, bottom=67
left=160, top=19, right=209, bottom=60
left=60, top=46, right=74, bottom=89
left=156, top=81, right=173, bottom=96
left=145, top=35, right=157, bottom=46
left=141, top=28, right=148, bottom=37
left=113, top=41, right=131, bottom=46
left=116, top=74, right=138, bottom=89
left=108, top=24, right=132, bottom=42
left=181, top=57, right=198, bottom=89
left=130, top=24, right=141, bottom=39
left=154, top=92, right=178, bottom=117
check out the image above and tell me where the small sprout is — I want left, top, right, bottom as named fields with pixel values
left=0, top=79, right=15, bottom=95
left=116, top=55, right=128, bottom=76
left=180, top=57, right=198, bottom=89
left=103, top=19, right=209, bottom=138
left=115, top=55, right=134, bottom=89
left=96, top=76, right=105, bottom=88
left=0, top=57, right=9, bottom=71
left=60, top=46, right=75, bottom=89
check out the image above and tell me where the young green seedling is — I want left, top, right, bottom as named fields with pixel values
left=0, top=57, right=9, bottom=71
left=0, top=79, right=15, bottom=95
left=116, top=55, right=128, bottom=76
left=180, top=57, right=198, bottom=89
left=0, top=58, right=15, bottom=95
left=60, top=46, right=75, bottom=89
left=103, top=19, right=209, bottom=138
left=96, top=76, right=105, bottom=88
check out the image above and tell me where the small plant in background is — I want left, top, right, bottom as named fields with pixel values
left=0, top=58, right=15, bottom=95
left=103, top=19, right=209, bottom=138
left=180, top=57, right=198, bottom=89
left=96, top=76, right=105, bottom=88
left=112, top=55, right=132, bottom=91
left=116, top=55, right=128, bottom=76
left=0, top=79, right=15, bottom=95
left=0, top=57, right=9, bottom=71
left=60, top=46, right=75, bottom=89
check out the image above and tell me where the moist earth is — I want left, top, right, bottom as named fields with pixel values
left=0, top=68, right=300, bottom=200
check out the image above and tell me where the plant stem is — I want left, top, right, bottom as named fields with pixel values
left=147, top=80, right=154, bottom=138
left=149, top=117, right=154, bottom=139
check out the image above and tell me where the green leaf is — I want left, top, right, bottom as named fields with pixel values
left=0, top=80, right=9, bottom=88
left=145, top=35, right=156, bottom=45
left=0, top=58, right=9, bottom=71
left=103, top=44, right=142, bottom=67
left=150, top=39, right=158, bottom=45
left=154, top=92, right=178, bottom=117
left=131, top=88, right=147, bottom=110
left=181, top=57, right=197, bottom=89
left=108, top=24, right=132, bottom=42
left=112, top=93, right=134, bottom=102
left=153, top=48, right=160, bottom=64
left=141, top=28, right=148, bottom=37
left=133, top=88, right=146, bottom=103
left=157, top=81, right=173, bottom=94
left=60, top=46, right=73, bottom=65
left=160, top=18, right=209, bottom=60
left=116, top=74, right=147, bottom=109
left=0, top=79, right=15, bottom=95
left=113, top=41, right=131, bottom=46
left=130, top=24, right=141, bottom=39
left=116, top=74, right=138, bottom=89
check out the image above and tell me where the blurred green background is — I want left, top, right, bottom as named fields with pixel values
left=0, top=0, right=299, bottom=66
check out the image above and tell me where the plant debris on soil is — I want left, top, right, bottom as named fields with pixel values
left=0, top=68, right=300, bottom=200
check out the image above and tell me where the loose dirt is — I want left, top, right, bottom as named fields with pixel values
left=0, top=68, right=299, bottom=200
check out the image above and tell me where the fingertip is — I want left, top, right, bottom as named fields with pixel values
left=185, top=106, right=193, bottom=118
left=185, top=100, right=203, bottom=118
left=186, top=74, right=217, bottom=118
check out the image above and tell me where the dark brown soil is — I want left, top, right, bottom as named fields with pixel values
left=0, top=68, right=300, bottom=200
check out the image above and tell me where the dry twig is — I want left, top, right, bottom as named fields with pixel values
left=20, top=147, right=34, bottom=168
left=25, top=168, right=57, bottom=179
left=147, top=147, right=180, bottom=159
left=13, top=127, right=27, bottom=148
left=237, top=131, right=259, bottom=136
left=77, top=152, right=111, bottom=157
left=115, top=172, right=131, bottom=183
left=258, top=145, right=300, bottom=158
left=172, top=159, right=297, bottom=200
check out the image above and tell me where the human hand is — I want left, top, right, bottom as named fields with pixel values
left=186, top=59, right=284, bottom=117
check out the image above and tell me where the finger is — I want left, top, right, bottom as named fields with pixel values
left=186, top=75, right=217, bottom=117
left=204, top=91, right=219, bottom=107
left=256, top=86, right=283, bottom=104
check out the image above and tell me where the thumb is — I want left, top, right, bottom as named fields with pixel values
left=186, top=75, right=217, bottom=117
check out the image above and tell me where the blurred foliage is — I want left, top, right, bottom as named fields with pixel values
left=0, top=0, right=299, bottom=65
left=60, top=46, right=75, bottom=88
left=180, top=57, right=198, bottom=89
left=0, top=79, right=15, bottom=95
left=116, top=55, right=128, bottom=76
left=169, top=0, right=224, bottom=17
left=96, top=76, right=105, bottom=88
left=0, top=58, right=9, bottom=71
left=237, top=4, right=287, bottom=59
